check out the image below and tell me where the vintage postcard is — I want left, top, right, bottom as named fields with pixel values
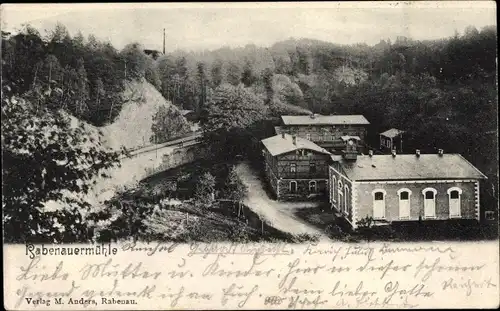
left=2, top=1, right=499, bottom=309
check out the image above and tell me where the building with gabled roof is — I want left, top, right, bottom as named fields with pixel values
left=281, top=115, right=370, bottom=126
left=380, top=128, right=405, bottom=152
left=275, top=113, right=370, bottom=153
left=261, top=133, right=332, bottom=201
left=328, top=148, right=487, bottom=228
left=262, top=133, right=331, bottom=157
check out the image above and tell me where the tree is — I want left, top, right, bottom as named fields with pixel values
left=73, top=58, right=90, bottom=117
left=120, top=43, right=149, bottom=79
left=296, top=47, right=313, bottom=75
left=93, top=78, right=106, bottom=111
left=194, top=172, right=216, bottom=206
left=241, top=60, right=257, bottom=87
left=150, top=105, right=191, bottom=143
left=145, top=59, right=161, bottom=89
left=226, top=62, right=242, bottom=86
left=211, top=59, right=224, bottom=87
left=200, top=84, right=267, bottom=160
left=262, top=68, right=274, bottom=106
left=197, top=62, right=208, bottom=112
left=221, top=166, right=247, bottom=202
left=464, top=25, right=480, bottom=39
left=48, top=23, right=70, bottom=44
left=2, top=82, right=122, bottom=243
left=157, top=55, right=176, bottom=100
left=41, top=55, right=63, bottom=87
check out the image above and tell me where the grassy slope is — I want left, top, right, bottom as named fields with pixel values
left=100, top=79, right=191, bottom=150
left=45, top=79, right=189, bottom=211
left=65, top=78, right=190, bottom=151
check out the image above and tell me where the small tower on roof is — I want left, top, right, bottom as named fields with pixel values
left=341, top=135, right=361, bottom=161
left=380, top=128, right=405, bottom=153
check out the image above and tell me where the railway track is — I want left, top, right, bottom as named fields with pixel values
left=121, top=132, right=202, bottom=159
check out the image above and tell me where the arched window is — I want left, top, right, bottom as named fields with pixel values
left=338, top=180, right=343, bottom=211
left=331, top=175, right=337, bottom=203
left=290, top=163, right=296, bottom=173
left=309, top=181, right=317, bottom=193
left=372, top=189, right=386, bottom=219
left=397, top=188, right=412, bottom=220
left=344, top=185, right=349, bottom=214
left=422, top=188, right=437, bottom=219
left=447, top=187, right=462, bottom=218
left=290, top=181, right=297, bottom=193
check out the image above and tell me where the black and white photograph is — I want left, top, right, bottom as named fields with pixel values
left=2, top=2, right=499, bottom=310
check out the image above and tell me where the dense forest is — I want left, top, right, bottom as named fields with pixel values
left=1, top=22, right=497, bottom=242
left=165, top=26, right=496, bottom=178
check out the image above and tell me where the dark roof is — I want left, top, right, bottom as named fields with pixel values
left=281, top=114, right=370, bottom=125
left=338, top=154, right=487, bottom=181
left=380, top=128, right=405, bottom=138
left=262, top=134, right=331, bottom=156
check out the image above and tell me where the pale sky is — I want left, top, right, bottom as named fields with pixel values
left=1, top=2, right=497, bottom=52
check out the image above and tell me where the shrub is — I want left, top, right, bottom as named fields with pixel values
left=150, top=105, right=191, bottom=143
left=2, top=84, right=121, bottom=243
left=356, top=216, right=374, bottom=229
left=194, top=172, right=216, bottom=207
left=220, top=166, right=247, bottom=202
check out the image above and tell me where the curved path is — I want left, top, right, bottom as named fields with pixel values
left=235, top=162, right=329, bottom=240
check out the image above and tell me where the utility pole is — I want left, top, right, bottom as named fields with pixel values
left=163, top=28, right=165, bottom=54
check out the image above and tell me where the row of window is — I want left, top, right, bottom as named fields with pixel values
left=290, top=163, right=316, bottom=173
left=329, top=176, right=350, bottom=215
left=288, top=125, right=355, bottom=131
left=305, top=133, right=361, bottom=141
left=289, top=181, right=318, bottom=193
left=330, top=174, right=467, bottom=220
left=372, top=187, right=464, bottom=220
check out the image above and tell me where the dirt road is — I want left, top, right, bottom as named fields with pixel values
left=235, top=162, right=329, bottom=240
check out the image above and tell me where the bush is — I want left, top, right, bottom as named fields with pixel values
left=354, top=216, right=397, bottom=241
left=2, top=83, right=121, bottom=243
left=220, top=166, right=247, bottom=202
left=194, top=172, right=216, bottom=207
left=294, top=233, right=320, bottom=243
left=150, top=105, right=191, bottom=143
left=356, top=216, right=374, bottom=229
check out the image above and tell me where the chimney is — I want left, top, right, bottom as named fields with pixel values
left=369, top=150, right=374, bottom=157
left=282, top=132, right=285, bottom=139
left=292, top=135, right=297, bottom=145
left=391, top=149, right=397, bottom=157
left=163, top=28, right=166, bottom=54
left=438, top=149, right=444, bottom=156
left=416, top=149, right=421, bottom=157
